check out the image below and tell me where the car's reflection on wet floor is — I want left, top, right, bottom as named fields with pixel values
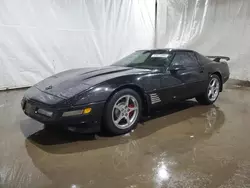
left=1, top=88, right=250, bottom=188
left=21, top=101, right=224, bottom=153
left=21, top=101, right=225, bottom=188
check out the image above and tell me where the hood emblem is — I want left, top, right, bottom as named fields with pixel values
left=45, top=85, right=52, bottom=90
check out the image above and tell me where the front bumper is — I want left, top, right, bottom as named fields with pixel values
left=21, top=98, right=105, bottom=132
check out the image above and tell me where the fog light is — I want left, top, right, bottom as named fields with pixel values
left=82, top=107, right=92, bottom=114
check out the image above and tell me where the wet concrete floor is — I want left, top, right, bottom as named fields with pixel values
left=1, top=87, right=250, bottom=188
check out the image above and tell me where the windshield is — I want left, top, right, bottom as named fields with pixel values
left=112, top=51, right=174, bottom=69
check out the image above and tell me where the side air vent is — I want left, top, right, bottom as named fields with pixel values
left=150, top=93, right=161, bottom=104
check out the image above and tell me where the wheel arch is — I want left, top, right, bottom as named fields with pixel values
left=105, top=84, right=149, bottom=115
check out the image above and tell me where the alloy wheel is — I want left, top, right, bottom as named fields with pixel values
left=208, top=78, right=220, bottom=101
left=112, top=95, right=139, bottom=129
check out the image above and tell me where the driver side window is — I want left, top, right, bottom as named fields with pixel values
left=172, top=52, right=199, bottom=67
left=144, top=53, right=174, bottom=67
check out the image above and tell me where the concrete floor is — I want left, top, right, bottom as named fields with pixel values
left=0, top=86, right=250, bottom=188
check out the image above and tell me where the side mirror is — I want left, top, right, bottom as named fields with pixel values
left=169, top=64, right=185, bottom=72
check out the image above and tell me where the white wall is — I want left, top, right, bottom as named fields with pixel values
left=2, top=0, right=250, bottom=90
left=157, top=0, right=250, bottom=81
left=0, top=0, right=155, bottom=90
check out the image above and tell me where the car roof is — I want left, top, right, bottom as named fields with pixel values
left=137, top=48, right=196, bottom=53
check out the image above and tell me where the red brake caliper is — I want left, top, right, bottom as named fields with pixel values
left=128, top=104, right=134, bottom=118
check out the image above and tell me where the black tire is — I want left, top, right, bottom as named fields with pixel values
left=103, top=88, right=142, bottom=135
left=196, top=74, right=221, bottom=105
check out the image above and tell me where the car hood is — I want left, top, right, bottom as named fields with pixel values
left=34, top=66, right=151, bottom=99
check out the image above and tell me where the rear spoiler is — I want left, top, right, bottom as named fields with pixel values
left=206, top=56, right=230, bottom=62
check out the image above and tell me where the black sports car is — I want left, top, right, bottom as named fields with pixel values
left=21, top=49, right=230, bottom=135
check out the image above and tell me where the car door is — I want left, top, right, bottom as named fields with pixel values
left=159, top=70, right=186, bottom=103
left=169, top=51, right=207, bottom=99
left=150, top=53, right=186, bottom=104
left=140, top=51, right=184, bottom=105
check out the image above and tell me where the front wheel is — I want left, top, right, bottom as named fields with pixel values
left=196, top=74, right=221, bottom=105
left=103, top=89, right=142, bottom=135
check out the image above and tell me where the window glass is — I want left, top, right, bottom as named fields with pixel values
left=112, top=51, right=174, bottom=68
left=172, top=52, right=199, bottom=67
left=143, top=53, right=173, bottom=67
left=196, top=53, right=210, bottom=65
left=113, top=51, right=151, bottom=67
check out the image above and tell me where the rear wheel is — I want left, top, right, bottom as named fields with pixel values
left=196, top=74, right=221, bottom=105
left=103, top=89, right=142, bottom=135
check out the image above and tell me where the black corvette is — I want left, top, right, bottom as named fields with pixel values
left=21, top=49, right=230, bottom=135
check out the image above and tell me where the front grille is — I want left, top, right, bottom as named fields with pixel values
left=23, top=99, right=58, bottom=121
